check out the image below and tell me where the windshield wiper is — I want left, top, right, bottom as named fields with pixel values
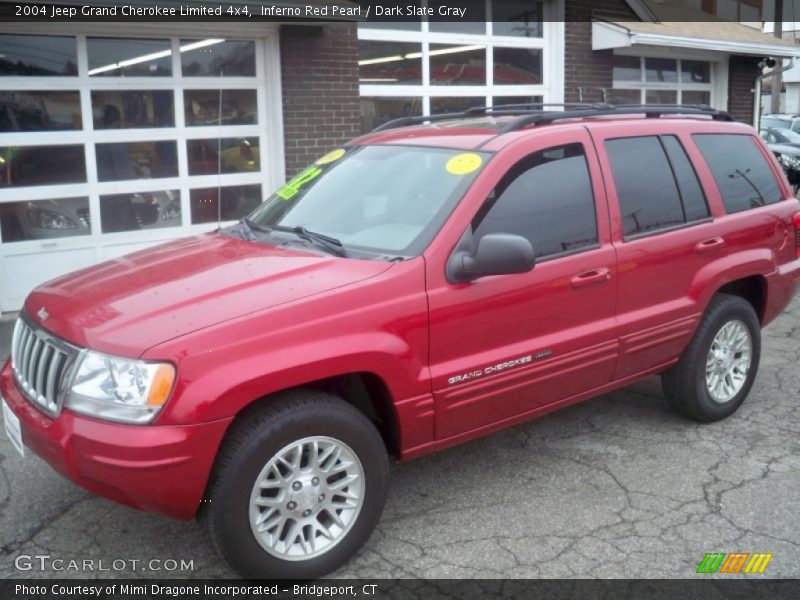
left=271, top=225, right=349, bottom=258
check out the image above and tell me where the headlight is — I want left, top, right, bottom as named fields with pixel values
left=27, top=208, right=77, bottom=229
left=66, top=350, right=175, bottom=424
left=780, top=153, right=800, bottom=169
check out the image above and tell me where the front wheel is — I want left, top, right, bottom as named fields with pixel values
left=202, top=390, right=389, bottom=579
left=662, top=293, right=761, bottom=422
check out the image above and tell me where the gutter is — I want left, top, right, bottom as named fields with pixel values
left=754, top=58, right=796, bottom=127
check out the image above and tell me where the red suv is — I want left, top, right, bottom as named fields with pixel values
left=2, top=105, right=799, bottom=579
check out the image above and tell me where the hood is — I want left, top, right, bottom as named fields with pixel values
left=24, top=233, right=393, bottom=357
left=767, top=143, right=800, bottom=156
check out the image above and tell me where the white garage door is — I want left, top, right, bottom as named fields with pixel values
left=0, top=28, right=283, bottom=312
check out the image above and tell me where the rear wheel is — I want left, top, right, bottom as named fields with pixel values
left=203, top=390, right=389, bottom=579
left=662, top=293, right=761, bottom=422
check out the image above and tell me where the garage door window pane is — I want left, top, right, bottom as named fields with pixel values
left=682, top=60, right=710, bottom=83
left=190, top=184, right=262, bottom=224
left=100, top=190, right=181, bottom=233
left=360, top=97, right=422, bottom=133
left=492, top=0, right=543, bottom=37
left=181, top=39, right=256, bottom=77
left=95, top=141, right=178, bottom=181
left=646, top=89, right=677, bottom=104
left=358, top=40, right=422, bottom=85
left=431, top=97, right=485, bottom=114
left=184, top=89, right=257, bottom=126
left=693, top=134, right=782, bottom=212
left=187, top=137, right=260, bottom=175
left=1, top=91, right=81, bottom=131
left=682, top=90, right=711, bottom=105
left=605, top=136, right=686, bottom=237
left=492, top=96, right=543, bottom=109
left=493, top=48, right=541, bottom=85
left=0, top=145, right=86, bottom=187
left=88, top=38, right=172, bottom=77
left=613, top=55, right=641, bottom=83
left=430, top=44, right=486, bottom=86
left=1, top=198, right=90, bottom=242
left=92, top=91, right=174, bottom=129
left=608, top=89, right=641, bottom=104
left=645, top=58, right=677, bottom=83
left=0, top=35, right=77, bottom=76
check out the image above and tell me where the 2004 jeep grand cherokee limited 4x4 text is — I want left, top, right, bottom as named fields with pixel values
left=2, top=104, right=799, bottom=579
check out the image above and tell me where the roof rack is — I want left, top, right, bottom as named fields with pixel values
left=370, top=103, right=734, bottom=134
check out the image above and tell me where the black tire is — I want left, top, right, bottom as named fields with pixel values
left=202, top=390, right=389, bottom=579
left=662, top=293, right=761, bottom=422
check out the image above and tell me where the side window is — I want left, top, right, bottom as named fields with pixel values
left=693, top=133, right=782, bottom=213
left=472, top=143, right=598, bottom=259
left=661, top=136, right=710, bottom=222
left=605, top=135, right=708, bottom=238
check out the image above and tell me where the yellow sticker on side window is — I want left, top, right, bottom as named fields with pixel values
left=276, top=166, right=323, bottom=200
left=316, top=148, right=346, bottom=165
left=446, top=152, right=483, bottom=175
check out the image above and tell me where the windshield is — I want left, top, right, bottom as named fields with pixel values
left=247, top=145, right=489, bottom=257
left=761, top=118, right=790, bottom=130
left=776, top=129, right=800, bottom=144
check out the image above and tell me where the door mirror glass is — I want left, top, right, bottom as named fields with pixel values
left=448, top=233, right=535, bottom=283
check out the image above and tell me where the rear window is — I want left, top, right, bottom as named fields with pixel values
left=692, top=134, right=782, bottom=213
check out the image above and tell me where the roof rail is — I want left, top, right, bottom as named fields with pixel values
left=370, top=103, right=610, bottom=133
left=370, top=103, right=734, bottom=134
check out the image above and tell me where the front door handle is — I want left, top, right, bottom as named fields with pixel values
left=696, top=237, right=726, bottom=255
left=570, top=268, right=611, bottom=289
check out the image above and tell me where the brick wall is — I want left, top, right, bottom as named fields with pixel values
left=279, top=24, right=361, bottom=178
left=728, top=55, right=760, bottom=124
left=564, top=0, right=637, bottom=104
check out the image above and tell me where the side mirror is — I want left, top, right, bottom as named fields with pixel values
left=447, top=233, right=536, bottom=283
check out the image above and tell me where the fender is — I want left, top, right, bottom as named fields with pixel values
left=689, top=247, right=774, bottom=316
left=159, top=333, right=425, bottom=424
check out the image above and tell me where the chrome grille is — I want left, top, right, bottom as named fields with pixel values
left=10, top=316, right=78, bottom=416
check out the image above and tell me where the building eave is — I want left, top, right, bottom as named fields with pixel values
left=593, top=21, right=800, bottom=58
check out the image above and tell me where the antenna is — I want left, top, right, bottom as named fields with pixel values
left=216, top=68, right=223, bottom=230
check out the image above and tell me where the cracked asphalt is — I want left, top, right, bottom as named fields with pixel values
left=0, top=298, right=797, bottom=580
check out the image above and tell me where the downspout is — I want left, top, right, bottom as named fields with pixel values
left=754, top=57, right=795, bottom=126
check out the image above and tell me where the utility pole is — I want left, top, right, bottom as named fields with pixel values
left=771, top=0, right=784, bottom=114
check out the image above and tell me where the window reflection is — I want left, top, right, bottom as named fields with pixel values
left=0, top=91, right=81, bottom=132
left=429, top=45, right=486, bottom=86
left=358, top=41, right=422, bottom=85
left=181, top=39, right=256, bottom=77
left=492, top=1, right=543, bottom=37
left=0, top=145, right=86, bottom=187
left=360, top=97, right=422, bottom=132
left=95, top=140, right=178, bottom=181
left=190, top=184, right=262, bottom=224
left=1, top=198, right=90, bottom=242
left=92, top=91, right=174, bottom=129
left=184, top=89, right=257, bottom=126
left=100, top=190, right=181, bottom=233
left=645, top=58, right=677, bottom=83
left=430, top=97, right=485, bottom=114
left=187, top=137, right=260, bottom=175
left=0, top=35, right=77, bottom=76
left=493, top=48, right=541, bottom=85
left=87, top=37, right=172, bottom=77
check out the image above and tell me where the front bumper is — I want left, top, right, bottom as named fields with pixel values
left=0, top=359, right=232, bottom=519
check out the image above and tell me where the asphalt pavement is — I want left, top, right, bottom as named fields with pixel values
left=0, top=298, right=798, bottom=579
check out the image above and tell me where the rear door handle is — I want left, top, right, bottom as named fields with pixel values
left=570, top=268, right=611, bottom=289
left=695, top=237, right=726, bottom=255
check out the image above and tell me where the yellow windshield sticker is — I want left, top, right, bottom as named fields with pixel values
left=276, top=166, right=323, bottom=200
left=316, top=148, right=346, bottom=165
left=446, top=153, right=483, bottom=175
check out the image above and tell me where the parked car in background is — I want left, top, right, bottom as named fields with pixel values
left=760, top=113, right=800, bottom=132
left=2, top=104, right=800, bottom=579
left=760, top=127, right=800, bottom=190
